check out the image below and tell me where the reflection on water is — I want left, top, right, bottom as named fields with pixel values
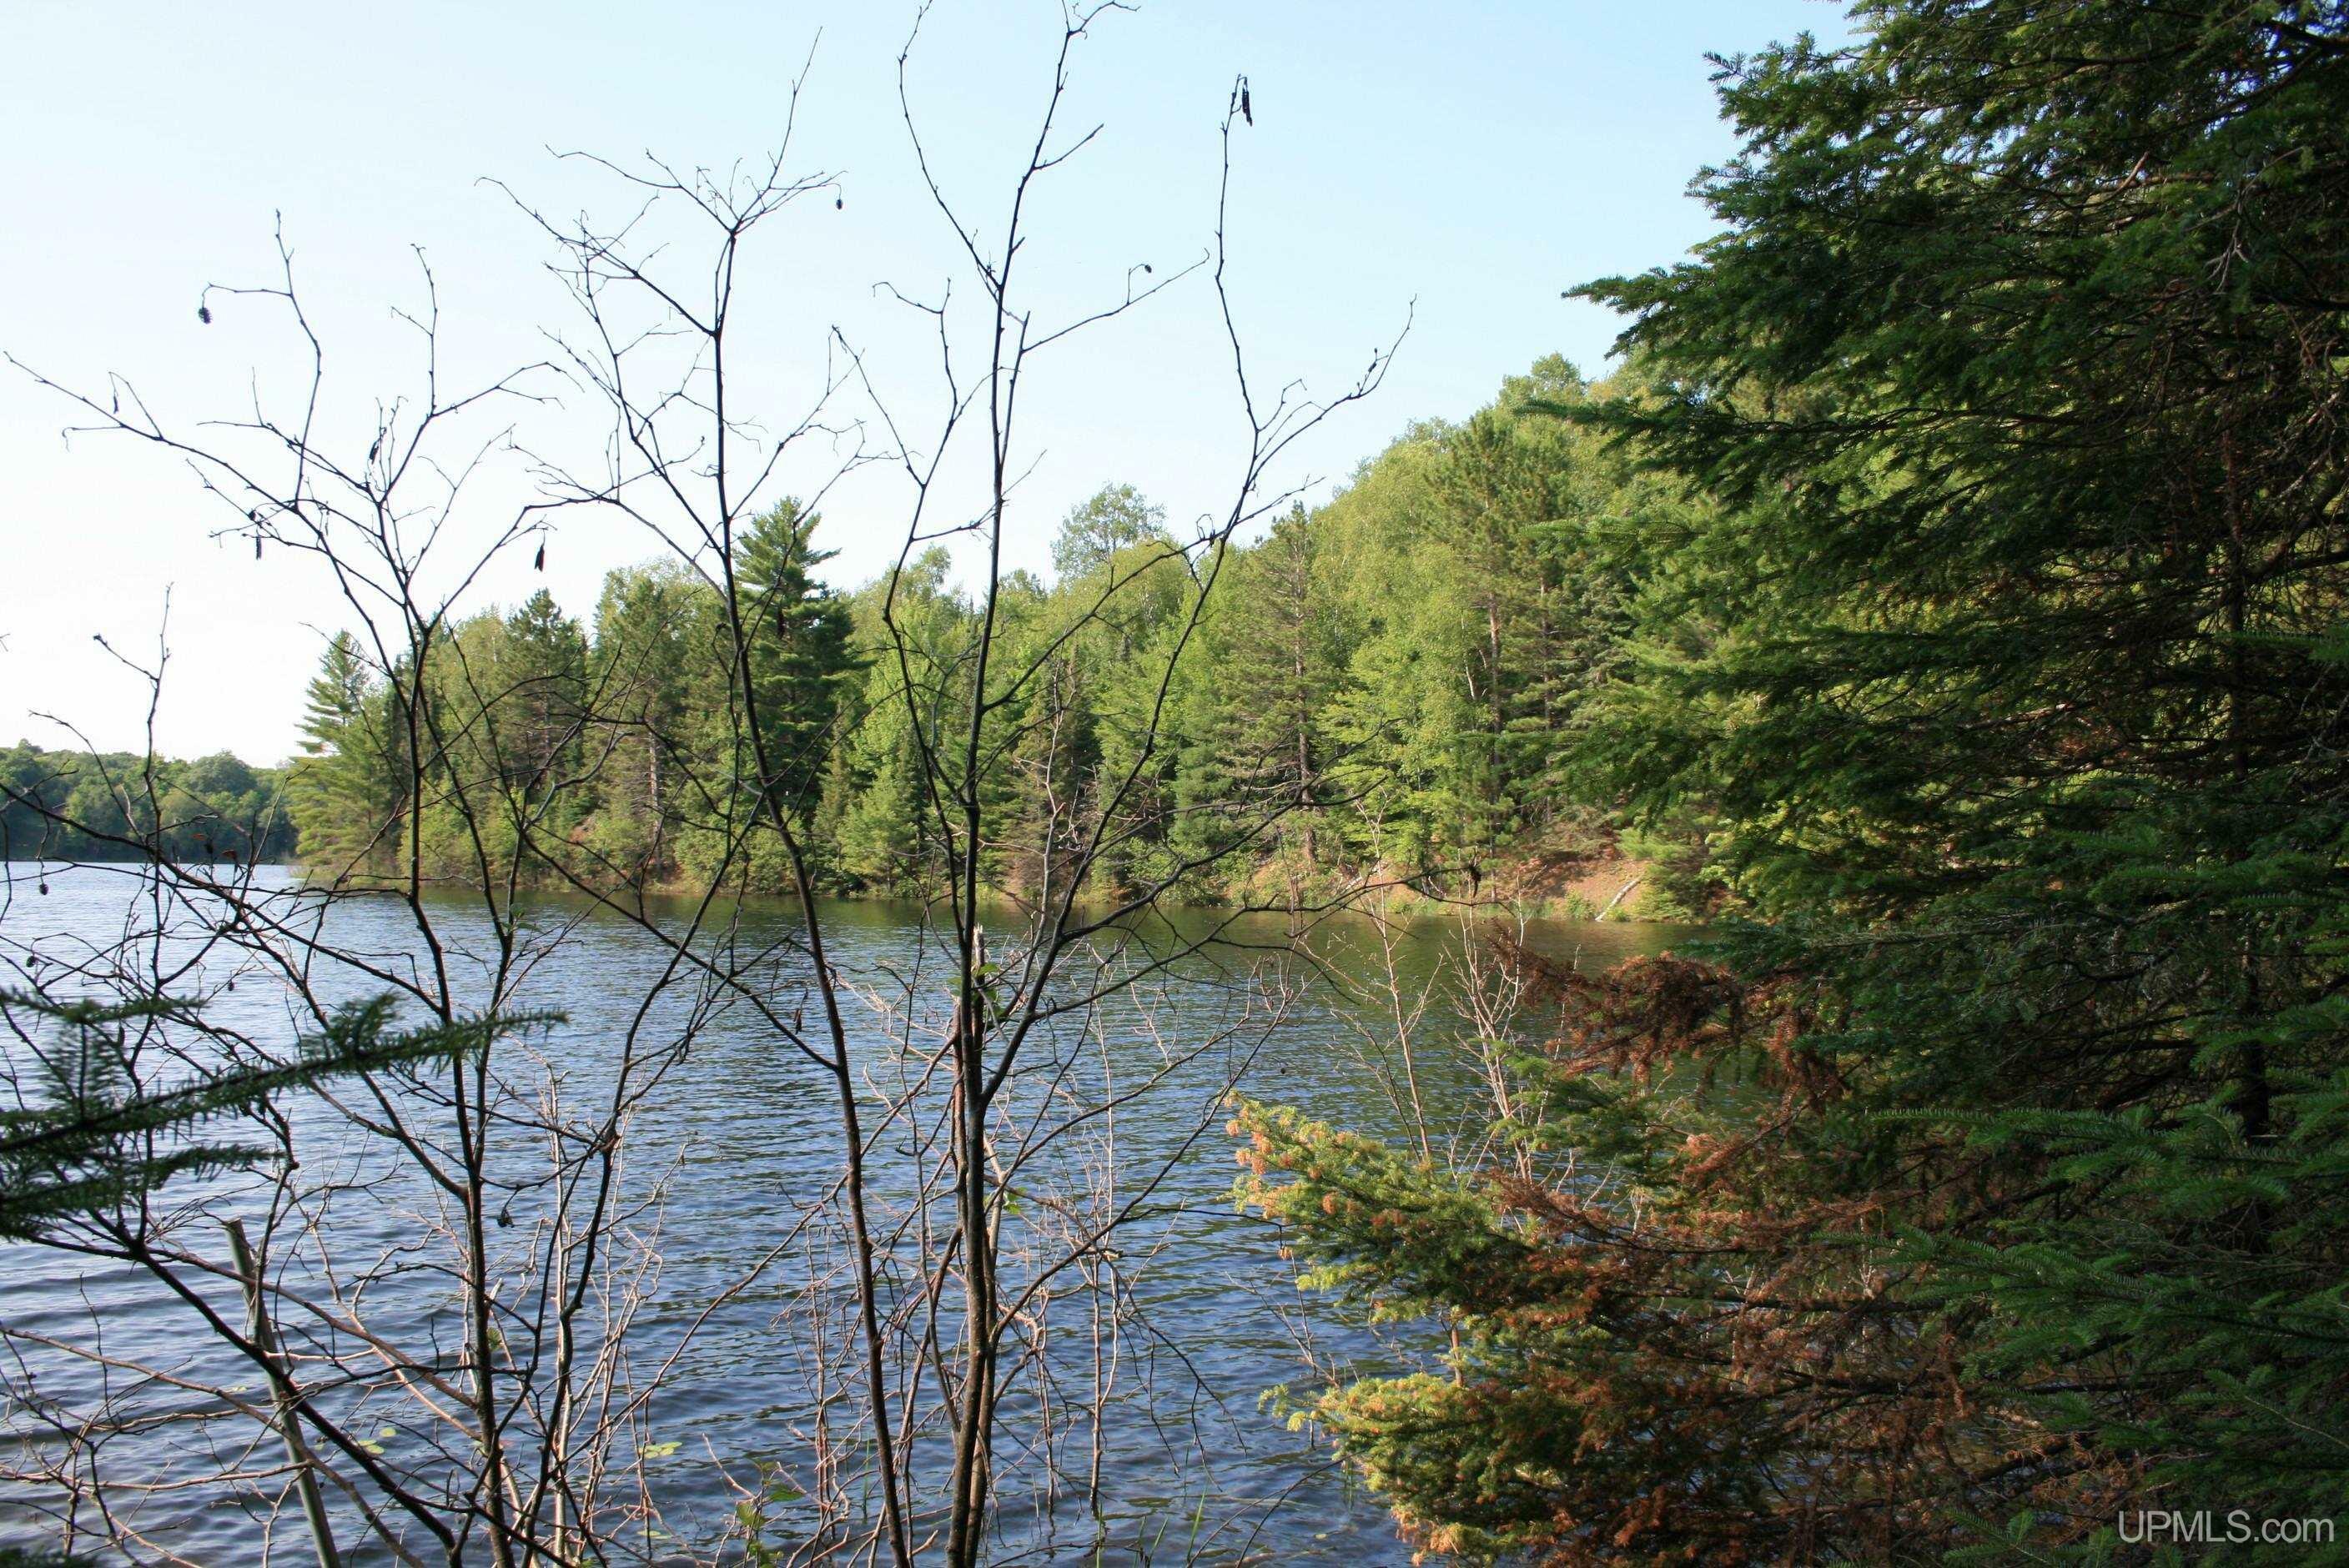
left=0, top=866, right=1694, bottom=1564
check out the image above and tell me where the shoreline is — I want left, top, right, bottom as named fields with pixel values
left=6, top=852, right=1682, bottom=926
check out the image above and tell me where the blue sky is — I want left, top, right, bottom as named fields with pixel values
left=0, top=0, right=1849, bottom=763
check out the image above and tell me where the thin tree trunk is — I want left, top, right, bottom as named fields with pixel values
left=225, top=1219, right=340, bottom=1568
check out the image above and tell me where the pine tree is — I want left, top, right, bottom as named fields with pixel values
left=732, top=501, right=863, bottom=825
left=2, top=989, right=499, bottom=1240
left=500, top=589, right=589, bottom=802
left=0, top=983, right=491, bottom=1568
left=1427, top=370, right=1579, bottom=845
left=584, top=562, right=715, bottom=881
left=1174, top=506, right=1343, bottom=884
left=836, top=550, right=964, bottom=892
left=1241, top=2, right=2349, bottom=1560
left=1052, top=490, right=1188, bottom=894
left=287, top=632, right=405, bottom=882
left=1312, top=425, right=1478, bottom=874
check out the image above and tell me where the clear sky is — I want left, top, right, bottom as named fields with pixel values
left=0, top=0, right=1848, bottom=766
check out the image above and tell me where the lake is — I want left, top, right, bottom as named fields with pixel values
left=0, top=865, right=1694, bottom=1564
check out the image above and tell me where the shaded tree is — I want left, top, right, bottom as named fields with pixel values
left=1242, top=0, right=2349, bottom=1560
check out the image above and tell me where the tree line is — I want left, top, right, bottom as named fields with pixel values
left=279, top=358, right=1713, bottom=912
left=1, top=746, right=295, bottom=864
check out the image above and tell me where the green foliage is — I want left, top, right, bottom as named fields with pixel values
left=581, top=560, right=716, bottom=881
left=1049, top=481, right=1167, bottom=580
left=1239, top=0, right=2349, bottom=1560
left=262, top=450, right=1687, bottom=905
left=832, top=546, right=972, bottom=893
left=3, top=742, right=297, bottom=867
left=732, top=500, right=864, bottom=826
left=0, top=1549, right=98, bottom=1568
left=0, top=989, right=506, bottom=1239
left=286, top=629, right=405, bottom=881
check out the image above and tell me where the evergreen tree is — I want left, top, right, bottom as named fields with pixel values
left=837, top=550, right=966, bottom=892
left=1174, top=506, right=1344, bottom=883
left=287, top=632, right=403, bottom=879
left=733, top=502, right=864, bottom=826
left=1426, top=370, right=1578, bottom=843
left=499, top=589, right=590, bottom=802
left=584, top=562, right=715, bottom=881
left=256, top=397, right=1698, bottom=907
left=2, top=989, right=496, bottom=1240
left=1312, top=425, right=1476, bottom=874
left=1240, top=2, right=2349, bottom=1560
left=1053, top=490, right=1189, bottom=893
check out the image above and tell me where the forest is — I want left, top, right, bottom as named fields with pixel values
left=5, top=354, right=1707, bottom=918
left=185, top=356, right=1690, bottom=918
left=0, top=746, right=296, bottom=865
left=3, top=1, right=2346, bottom=1564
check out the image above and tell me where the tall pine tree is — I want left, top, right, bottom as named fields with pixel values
left=732, top=501, right=863, bottom=827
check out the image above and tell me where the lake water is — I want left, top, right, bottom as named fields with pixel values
left=0, top=865, right=1693, bottom=1564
